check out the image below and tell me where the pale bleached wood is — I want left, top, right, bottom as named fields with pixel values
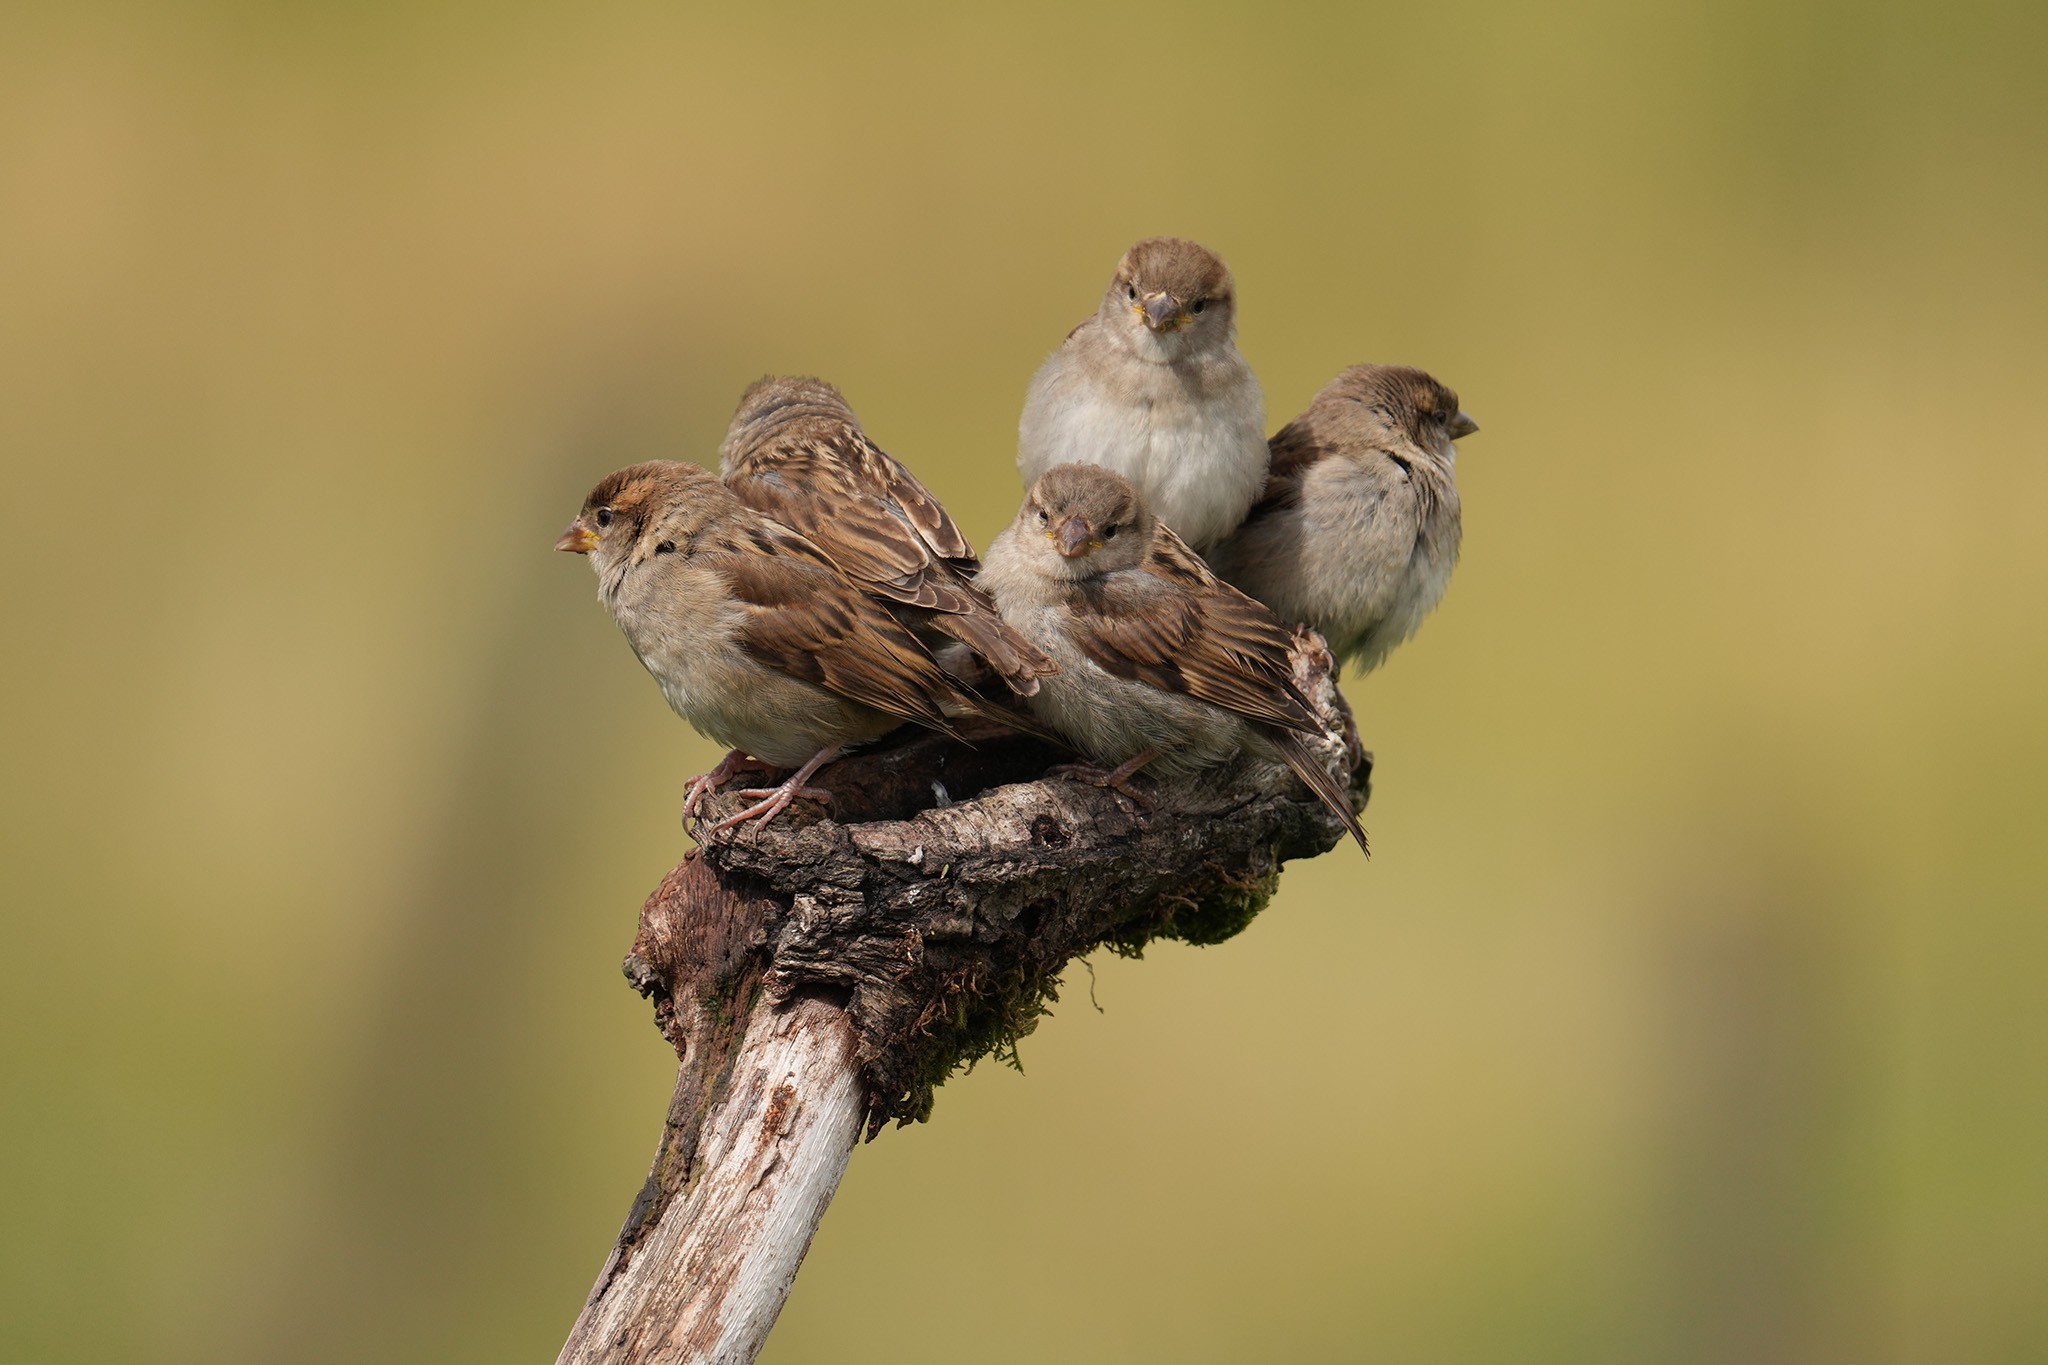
left=558, top=992, right=861, bottom=1365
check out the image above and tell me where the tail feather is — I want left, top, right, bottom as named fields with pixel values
left=1266, top=728, right=1369, bottom=857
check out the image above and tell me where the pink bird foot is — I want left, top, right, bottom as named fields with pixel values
left=682, top=750, right=778, bottom=832
left=1049, top=750, right=1158, bottom=808
left=702, top=746, right=842, bottom=837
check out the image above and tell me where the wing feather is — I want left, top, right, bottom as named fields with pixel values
left=703, top=522, right=966, bottom=736
left=726, top=425, right=978, bottom=602
left=723, top=399, right=1056, bottom=691
left=1065, top=527, right=1322, bottom=734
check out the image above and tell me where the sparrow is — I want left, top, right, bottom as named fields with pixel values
left=556, top=460, right=1022, bottom=833
left=1017, top=237, right=1267, bottom=551
left=1206, top=364, right=1476, bottom=677
left=977, top=463, right=1368, bottom=855
left=719, top=375, right=1056, bottom=694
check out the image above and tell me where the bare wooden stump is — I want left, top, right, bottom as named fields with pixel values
left=558, top=634, right=1370, bottom=1365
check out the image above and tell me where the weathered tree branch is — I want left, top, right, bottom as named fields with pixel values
left=558, top=635, right=1369, bottom=1365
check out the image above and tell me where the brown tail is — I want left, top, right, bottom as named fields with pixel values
left=1266, top=729, right=1369, bottom=856
left=929, top=606, right=1060, bottom=696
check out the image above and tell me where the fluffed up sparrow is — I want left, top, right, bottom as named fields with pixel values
left=976, top=462, right=1367, bottom=855
left=556, top=460, right=1029, bottom=833
left=719, top=375, right=1055, bottom=694
left=1207, top=364, right=1475, bottom=677
left=1017, top=237, right=1267, bottom=551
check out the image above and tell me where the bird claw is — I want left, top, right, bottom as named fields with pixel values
left=1049, top=759, right=1155, bottom=809
left=682, top=750, right=776, bottom=831
left=706, top=781, right=835, bottom=835
left=681, top=777, right=717, bottom=831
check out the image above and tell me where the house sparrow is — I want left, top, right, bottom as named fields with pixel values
left=1017, top=237, right=1267, bottom=550
left=977, top=463, right=1367, bottom=854
left=556, top=460, right=1022, bottom=833
left=719, top=375, right=1056, bottom=694
left=1207, top=364, right=1476, bottom=676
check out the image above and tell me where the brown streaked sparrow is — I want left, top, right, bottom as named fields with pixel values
left=976, top=462, right=1367, bottom=854
left=556, top=460, right=1027, bottom=834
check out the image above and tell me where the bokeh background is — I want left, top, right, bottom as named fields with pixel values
left=5, top=1, right=2045, bottom=1361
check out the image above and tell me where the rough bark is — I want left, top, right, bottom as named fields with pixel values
left=559, top=632, right=1369, bottom=1364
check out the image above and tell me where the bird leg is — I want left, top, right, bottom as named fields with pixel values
left=682, top=749, right=778, bottom=831
left=1049, top=750, right=1158, bottom=809
left=706, top=746, right=843, bottom=835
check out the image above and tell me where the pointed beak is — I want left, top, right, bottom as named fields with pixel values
left=1050, top=515, right=1095, bottom=558
left=1446, top=410, right=1479, bottom=440
left=555, top=519, right=596, bottom=554
left=1140, top=291, right=1185, bottom=333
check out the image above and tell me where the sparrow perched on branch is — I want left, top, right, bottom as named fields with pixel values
left=556, top=460, right=1024, bottom=833
left=719, top=375, right=1055, bottom=694
left=1206, top=364, right=1476, bottom=677
left=977, top=463, right=1367, bottom=854
left=1017, top=237, right=1267, bottom=551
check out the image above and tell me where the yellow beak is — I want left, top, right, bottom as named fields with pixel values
left=555, top=520, right=596, bottom=554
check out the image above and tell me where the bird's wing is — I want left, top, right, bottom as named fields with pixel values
left=1065, top=529, right=1323, bottom=734
left=1259, top=413, right=1327, bottom=500
left=705, top=520, right=964, bottom=735
left=725, top=422, right=980, bottom=611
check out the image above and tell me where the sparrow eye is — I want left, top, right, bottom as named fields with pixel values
left=1126, top=285, right=1136, bottom=301
left=595, top=508, right=614, bottom=529
left=1102, top=524, right=1118, bottom=539
left=1037, top=509, right=1049, bottom=524
left=1191, top=299, right=1206, bottom=314
left=1431, top=409, right=1450, bottom=425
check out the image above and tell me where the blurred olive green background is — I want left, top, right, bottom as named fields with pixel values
left=5, top=1, right=2046, bottom=1361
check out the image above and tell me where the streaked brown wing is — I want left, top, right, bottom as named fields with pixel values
left=726, top=423, right=979, bottom=611
left=848, top=427, right=977, bottom=566
left=704, top=522, right=964, bottom=736
left=1067, top=528, right=1322, bottom=734
left=726, top=412, right=1057, bottom=693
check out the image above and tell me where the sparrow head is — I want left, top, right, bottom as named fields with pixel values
left=558, top=460, right=726, bottom=588
left=1319, top=364, right=1478, bottom=458
left=1019, top=463, right=1155, bottom=578
left=1099, top=237, right=1236, bottom=358
left=719, top=375, right=861, bottom=472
